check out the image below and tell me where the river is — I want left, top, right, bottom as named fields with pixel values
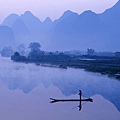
left=0, top=57, right=120, bottom=120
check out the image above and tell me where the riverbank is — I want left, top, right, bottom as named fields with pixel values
left=11, top=52, right=120, bottom=80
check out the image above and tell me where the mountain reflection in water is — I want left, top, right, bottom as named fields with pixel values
left=0, top=57, right=120, bottom=120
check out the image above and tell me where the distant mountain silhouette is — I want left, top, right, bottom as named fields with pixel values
left=20, top=11, right=42, bottom=40
left=50, top=10, right=112, bottom=51
left=1, top=1, right=120, bottom=51
left=49, top=1, right=120, bottom=51
left=42, top=17, right=53, bottom=32
left=20, top=11, right=53, bottom=48
left=0, top=25, right=15, bottom=49
left=12, top=18, right=33, bottom=44
left=99, top=0, right=120, bottom=50
left=54, top=10, right=77, bottom=24
left=2, top=14, right=19, bottom=27
left=100, top=0, right=120, bottom=31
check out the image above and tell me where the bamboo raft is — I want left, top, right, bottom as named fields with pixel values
left=50, top=90, right=93, bottom=110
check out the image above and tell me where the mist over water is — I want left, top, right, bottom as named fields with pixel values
left=0, top=57, right=120, bottom=120
left=0, top=57, right=120, bottom=105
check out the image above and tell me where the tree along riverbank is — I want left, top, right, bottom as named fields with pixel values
left=11, top=52, right=120, bottom=80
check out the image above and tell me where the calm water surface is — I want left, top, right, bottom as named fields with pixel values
left=0, top=57, right=120, bottom=120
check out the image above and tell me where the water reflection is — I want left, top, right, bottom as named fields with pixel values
left=0, top=82, right=119, bottom=120
left=0, top=57, right=120, bottom=113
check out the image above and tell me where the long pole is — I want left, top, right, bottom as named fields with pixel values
left=79, top=90, right=82, bottom=110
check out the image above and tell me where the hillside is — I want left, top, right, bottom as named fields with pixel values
left=1, top=1, right=120, bottom=51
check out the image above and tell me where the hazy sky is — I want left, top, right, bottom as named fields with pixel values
left=0, top=0, right=118, bottom=23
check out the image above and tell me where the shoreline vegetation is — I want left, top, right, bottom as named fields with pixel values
left=11, top=51, right=120, bottom=80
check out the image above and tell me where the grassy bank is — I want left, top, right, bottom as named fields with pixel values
left=11, top=52, right=120, bottom=80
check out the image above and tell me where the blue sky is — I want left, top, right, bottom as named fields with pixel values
left=0, top=0, right=118, bottom=23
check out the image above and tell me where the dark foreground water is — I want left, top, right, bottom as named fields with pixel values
left=0, top=57, right=120, bottom=120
